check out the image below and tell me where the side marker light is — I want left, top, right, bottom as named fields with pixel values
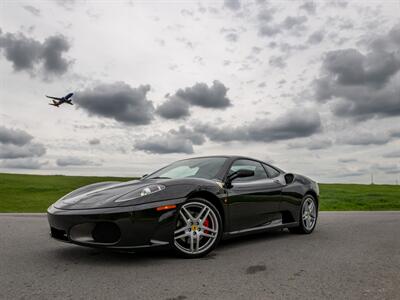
left=156, top=205, right=177, bottom=211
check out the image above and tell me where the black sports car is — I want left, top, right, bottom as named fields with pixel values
left=47, top=156, right=319, bottom=258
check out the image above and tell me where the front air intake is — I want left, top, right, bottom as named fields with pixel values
left=69, top=222, right=121, bottom=245
left=91, top=222, right=121, bottom=244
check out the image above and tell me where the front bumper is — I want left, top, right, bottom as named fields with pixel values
left=47, top=198, right=185, bottom=250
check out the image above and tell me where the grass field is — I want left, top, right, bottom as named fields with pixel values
left=0, top=173, right=399, bottom=212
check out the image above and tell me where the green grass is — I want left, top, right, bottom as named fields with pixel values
left=319, top=184, right=400, bottom=211
left=0, top=173, right=399, bottom=212
left=0, top=173, right=133, bottom=212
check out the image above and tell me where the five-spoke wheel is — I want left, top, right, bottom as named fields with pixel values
left=173, top=199, right=222, bottom=258
left=289, top=195, right=318, bottom=234
left=302, top=197, right=316, bottom=231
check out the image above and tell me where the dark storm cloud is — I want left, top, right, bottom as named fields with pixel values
left=0, top=31, right=42, bottom=71
left=156, top=81, right=232, bottom=119
left=134, top=126, right=205, bottom=154
left=41, top=35, right=71, bottom=74
left=0, top=126, right=46, bottom=167
left=224, top=0, right=241, bottom=11
left=299, top=2, right=316, bottom=15
left=89, top=138, right=100, bottom=145
left=76, top=82, right=155, bottom=125
left=0, top=30, right=72, bottom=76
left=176, top=80, right=231, bottom=108
left=314, top=24, right=400, bottom=120
left=0, top=158, right=47, bottom=169
left=156, top=97, right=190, bottom=119
left=23, top=5, right=41, bottom=16
left=68, top=108, right=320, bottom=156
left=0, top=143, right=46, bottom=159
left=322, top=49, right=398, bottom=87
left=0, top=126, right=33, bottom=145
left=56, top=157, right=100, bottom=167
left=195, top=109, right=322, bottom=142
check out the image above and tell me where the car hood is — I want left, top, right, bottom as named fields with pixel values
left=53, top=178, right=222, bottom=210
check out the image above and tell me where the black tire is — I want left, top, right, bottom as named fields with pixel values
left=172, top=198, right=223, bottom=258
left=289, top=195, right=318, bottom=234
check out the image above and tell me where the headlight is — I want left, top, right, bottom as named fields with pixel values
left=115, top=184, right=165, bottom=203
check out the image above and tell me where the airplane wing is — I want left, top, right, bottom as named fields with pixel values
left=46, top=95, right=62, bottom=101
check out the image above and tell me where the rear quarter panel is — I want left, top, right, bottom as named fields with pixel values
left=280, top=175, right=317, bottom=223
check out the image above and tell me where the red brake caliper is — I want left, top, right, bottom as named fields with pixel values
left=203, top=217, right=210, bottom=234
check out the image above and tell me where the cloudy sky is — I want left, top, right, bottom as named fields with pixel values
left=0, top=0, right=399, bottom=184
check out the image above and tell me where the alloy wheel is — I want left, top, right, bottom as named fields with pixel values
left=174, top=201, right=219, bottom=255
left=302, top=197, right=317, bottom=231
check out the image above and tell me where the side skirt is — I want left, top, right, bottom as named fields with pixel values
left=222, top=219, right=299, bottom=239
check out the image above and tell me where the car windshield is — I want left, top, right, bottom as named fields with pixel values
left=146, top=157, right=227, bottom=180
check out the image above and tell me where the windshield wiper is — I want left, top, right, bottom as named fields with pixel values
left=148, top=176, right=171, bottom=179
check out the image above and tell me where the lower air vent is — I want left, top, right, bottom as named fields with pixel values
left=51, top=227, right=68, bottom=241
left=92, top=222, right=121, bottom=244
left=69, top=222, right=121, bottom=245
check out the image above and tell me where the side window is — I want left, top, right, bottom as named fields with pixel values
left=229, top=159, right=268, bottom=182
left=263, top=164, right=280, bottom=178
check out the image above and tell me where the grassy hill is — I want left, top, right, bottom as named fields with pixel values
left=0, top=173, right=399, bottom=212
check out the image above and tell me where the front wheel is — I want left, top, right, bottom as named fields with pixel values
left=172, top=199, right=222, bottom=258
left=289, top=195, right=318, bottom=234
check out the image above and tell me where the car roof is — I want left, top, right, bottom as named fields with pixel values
left=177, top=155, right=284, bottom=171
left=178, top=155, right=249, bottom=161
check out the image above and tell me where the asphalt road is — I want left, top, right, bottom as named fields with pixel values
left=0, top=212, right=399, bottom=300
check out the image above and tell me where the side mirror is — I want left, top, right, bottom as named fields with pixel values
left=225, top=169, right=255, bottom=188
left=284, top=173, right=295, bottom=185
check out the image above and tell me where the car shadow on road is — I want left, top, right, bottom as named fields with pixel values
left=219, top=228, right=290, bottom=249
left=51, top=245, right=173, bottom=266
left=50, top=229, right=291, bottom=264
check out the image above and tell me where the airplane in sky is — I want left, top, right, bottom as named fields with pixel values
left=46, top=92, right=74, bottom=107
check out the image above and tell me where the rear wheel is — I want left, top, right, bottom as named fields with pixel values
left=289, top=195, right=318, bottom=234
left=172, top=199, right=222, bottom=258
